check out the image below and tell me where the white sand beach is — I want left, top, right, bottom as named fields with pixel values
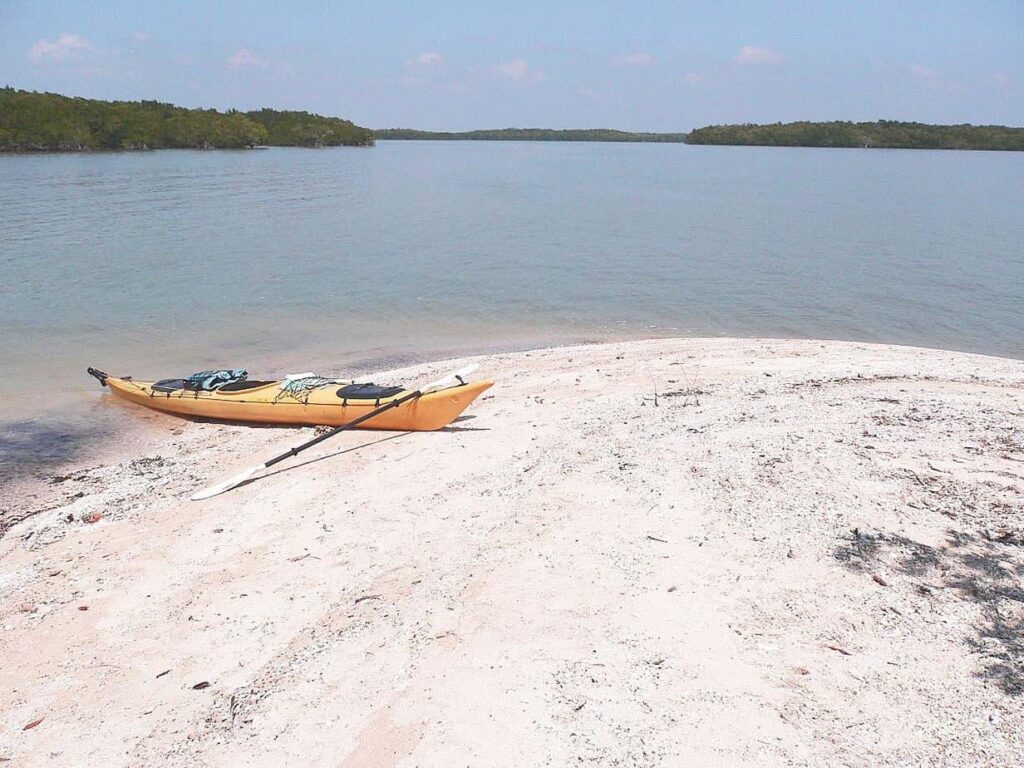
left=1, top=337, right=1023, bottom=766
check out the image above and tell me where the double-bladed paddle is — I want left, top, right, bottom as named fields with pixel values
left=190, top=364, right=479, bottom=500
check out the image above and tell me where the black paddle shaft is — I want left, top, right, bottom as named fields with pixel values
left=263, top=389, right=422, bottom=468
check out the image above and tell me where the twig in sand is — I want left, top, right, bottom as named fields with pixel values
left=907, top=469, right=928, bottom=487
left=354, top=594, right=381, bottom=605
left=927, top=462, right=949, bottom=474
left=645, top=535, right=669, bottom=543
left=823, top=644, right=853, bottom=656
left=680, top=362, right=704, bottom=407
left=660, top=359, right=706, bottom=406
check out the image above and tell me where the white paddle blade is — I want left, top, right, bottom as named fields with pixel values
left=189, top=364, right=481, bottom=500
left=191, top=464, right=264, bottom=501
left=424, top=364, right=479, bottom=393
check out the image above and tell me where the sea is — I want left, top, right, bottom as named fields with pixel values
left=2, top=141, right=1022, bottom=480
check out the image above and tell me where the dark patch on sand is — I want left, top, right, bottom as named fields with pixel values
left=0, top=417, right=116, bottom=486
left=836, top=527, right=1024, bottom=695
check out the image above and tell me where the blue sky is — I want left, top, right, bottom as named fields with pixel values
left=1, top=1, right=1021, bottom=130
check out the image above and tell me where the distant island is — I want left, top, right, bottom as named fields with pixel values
left=375, top=128, right=688, bottom=143
left=376, top=122, right=1023, bottom=150
left=0, top=88, right=374, bottom=151
left=686, top=121, right=1024, bottom=151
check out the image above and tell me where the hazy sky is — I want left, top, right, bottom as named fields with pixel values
left=1, top=1, right=1021, bottom=130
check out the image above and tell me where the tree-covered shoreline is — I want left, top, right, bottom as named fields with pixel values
left=375, top=128, right=688, bottom=142
left=0, top=88, right=375, bottom=151
left=377, top=122, right=1023, bottom=150
left=685, top=121, right=1024, bottom=151
left=3, top=89, right=1022, bottom=152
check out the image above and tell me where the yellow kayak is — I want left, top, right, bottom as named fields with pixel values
left=88, top=367, right=492, bottom=430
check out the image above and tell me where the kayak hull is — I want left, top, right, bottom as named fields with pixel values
left=102, top=375, right=492, bottom=430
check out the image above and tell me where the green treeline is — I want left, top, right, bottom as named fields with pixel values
left=4, top=89, right=1021, bottom=152
left=245, top=108, right=374, bottom=147
left=375, top=128, right=688, bottom=142
left=377, top=123, right=1024, bottom=149
left=0, top=88, right=374, bottom=151
left=685, top=121, right=1024, bottom=151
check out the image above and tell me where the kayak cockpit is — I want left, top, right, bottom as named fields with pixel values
left=152, top=378, right=279, bottom=394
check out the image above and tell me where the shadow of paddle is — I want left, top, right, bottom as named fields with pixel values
left=236, top=431, right=415, bottom=490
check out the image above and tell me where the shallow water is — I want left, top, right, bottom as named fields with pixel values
left=2, top=141, right=1022, bottom=479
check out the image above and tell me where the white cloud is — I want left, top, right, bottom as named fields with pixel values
left=130, top=31, right=151, bottom=44
left=684, top=72, right=706, bottom=85
left=408, top=51, right=443, bottom=66
left=611, top=52, right=653, bottom=67
left=733, top=45, right=781, bottom=65
left=496, top=58, right=529, bottom=81
left=227, top=48, right=264, bottom=69
left=991, top=72, right=1012, bottom=87
left=495, top=58, right=544, bottom=83
left=907, top=63, right=962, bottom=93
left=27, top=33, right=95, bottom=62
left=908, top=63, right=936, bottom=80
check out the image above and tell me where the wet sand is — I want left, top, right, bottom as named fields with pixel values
left=1, top=338, right=1023, bottom=766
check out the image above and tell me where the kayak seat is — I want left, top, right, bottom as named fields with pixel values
left=152, top=379, right=186, bottom=393
left=217, top=380, right=276, bottom=392
left=336, top=383, right=404, bottom=400
left=152, top=379, right=276, bottom=394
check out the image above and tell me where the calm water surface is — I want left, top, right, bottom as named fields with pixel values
left=2, top=142, right=1022, bottom=477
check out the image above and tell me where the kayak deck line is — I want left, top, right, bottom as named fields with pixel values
left=90, top=367, right=493, bottom=431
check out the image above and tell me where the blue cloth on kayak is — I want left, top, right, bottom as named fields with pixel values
left=183, top=368, right=248, bottom=392
left=275, top=375, right=339, bottom=404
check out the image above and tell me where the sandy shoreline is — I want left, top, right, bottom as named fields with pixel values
left=0, top=329, right=639, bottom=486
left=2, top=337, right=1023, bottom=766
